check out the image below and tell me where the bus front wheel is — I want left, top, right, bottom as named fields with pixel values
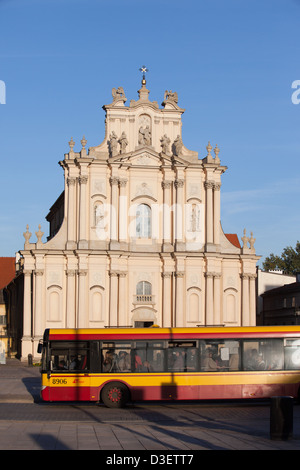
left=101, top=382, right=130, bottom=408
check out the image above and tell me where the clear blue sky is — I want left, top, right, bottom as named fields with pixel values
left=0, top=0, right=300, bottom=267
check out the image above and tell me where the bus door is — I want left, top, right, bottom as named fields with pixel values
left=48, top=341, right=91, bottom=401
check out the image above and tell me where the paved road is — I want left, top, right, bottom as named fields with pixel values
left=0, top=359, right=300, bottom=451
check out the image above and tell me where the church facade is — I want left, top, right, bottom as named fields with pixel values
left=18, top=76, right=259, bottom=359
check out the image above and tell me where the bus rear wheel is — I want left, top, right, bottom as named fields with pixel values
left=101, top=382, right=130, bottom=408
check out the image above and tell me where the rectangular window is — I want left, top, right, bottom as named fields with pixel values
left=134, top=341, right=165, bottom=372
left=102, top=342, right=132, bottom=373
left=284, top=339, right=300, bottom=370
left=167, top=341, right=198, bottom=372
left=200, top=340, right=241, bottom=372
left=50, top=341, right=89, bottom=371
left=242, top=339, right=283, bottom=371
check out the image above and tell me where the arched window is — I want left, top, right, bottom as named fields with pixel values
left=136, top=281, right=152, bottom=296
left=136, top=281, right=152, bottom=303
left=136, top=204, right=151, bottom=238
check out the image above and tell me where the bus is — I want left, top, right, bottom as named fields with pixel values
left=38, top=326, right=300, bottom=407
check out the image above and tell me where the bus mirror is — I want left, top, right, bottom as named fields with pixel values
left=37, top=342, right=43, bottom=354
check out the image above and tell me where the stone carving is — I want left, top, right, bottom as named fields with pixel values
left=68, top=137, right=75, bottom=151
left=80, top=136, right=87, bottom=157
left=138, top=126, right=151, bottom=146
left=173, top=135, right=183, bottom=156
left=249, top=232, right=256, bottom=251
left=135, top=182, right=154, bottom=198
left=111, top=86, right=127, bottom=104
left=241, top=229, right=255, bottom=253
left=81, top=136, right=87, bottom=148
left=160, top=134, right=171, bottom=155
left=35, top=224, right=44, bottom=244
left=108, top=131, right=118, bottom=157
left=23, top=224, right=32, bottom=247
left=241, top=228, right=249, bottom=249
left=136, top=155, right=152, bottom=165
left=189, top=204, right=201, bottom=232
left=118, top=131, right=128, bottom=154
left=163, top=90, right=178, bottom=104
left=214, top=144, right=220, bottom=163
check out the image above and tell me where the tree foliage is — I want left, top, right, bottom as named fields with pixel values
left=262, top=241, right=300, bottom=275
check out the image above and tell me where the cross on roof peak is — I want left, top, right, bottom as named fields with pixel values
left=139, top=65, right=149, bottom=85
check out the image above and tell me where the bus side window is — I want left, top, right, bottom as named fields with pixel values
left=134, top=342, right=165, bottom=373
left=284, top=339, right=300, bottom=370
left=200, top=340, right=241, bottom=372
left=243, top=339, right=283, bottom=371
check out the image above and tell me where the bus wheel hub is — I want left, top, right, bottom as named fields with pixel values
left=109, top=387, right=121, bottom=402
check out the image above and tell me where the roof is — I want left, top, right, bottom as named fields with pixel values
left=225, top=233, right=241, bottom=248
left=0, top=257, right=16, bottom=290
left=261, top=281, right=300, bottom=297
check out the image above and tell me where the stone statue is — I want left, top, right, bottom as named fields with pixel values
left=160, top=134, right=171, bottom=155
left=111, top=87, right=126, bottom=104
left=173, top=135, right=183, bottom=156
left=119, top=132, right=128, bottom=154
left=138, top=126, right=151, bottom=146
left=189, top=204, right=200, bottom=232
left=164, top=90, right=178, bottom=104
left=249, top=232, right=256, bottom=251
left=241, top=228, right=250, bottom=249
left=109, top=131, right=118, bottom=157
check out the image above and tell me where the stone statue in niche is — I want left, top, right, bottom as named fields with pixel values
left=119, top=132, right=128, bottom=154
left=138, top=126, right=151, bottom=146
left=189, top=204, right=201, bottom=232
left=109, top=131, right=118, bottom=157
left=173, top=135, right=183, bottom=156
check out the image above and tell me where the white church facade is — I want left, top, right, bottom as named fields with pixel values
left=17, top=75, right=260, bottom=360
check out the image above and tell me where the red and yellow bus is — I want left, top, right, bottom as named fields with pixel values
left=38, top=326, right=300, bottom=407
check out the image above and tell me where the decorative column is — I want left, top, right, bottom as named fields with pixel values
left=77, top=270, right=87, bottom=328
left=66, top=270, right=76, bottom=328
left=33, top=270, right=44, bottom=339
left=78, top=175, right=88, bottom=249
left=174, top=179, right=184, bottom=247
left=109, top=271, right=119, bottom=326
left=205, top=181, right=214, bottom=246
left=23, top=270, right=32, bottom=339
left=249, top=274, right=256, bottom=326
left=175, top=272, right=184, bottom=326
left=66, top=176, right=77, bottom=249
left=241, top=274, right=250, bottom=326
left=205, top=272, right=214, bottom=325
left=162, top=181, right=172, bottom=248
left=162, top=272, right=172, bottom=326
left=118, top=272, right=127, bottom=326
left=110, top=177, right=119, bottom=242
left=119, top=179, right=128, bottom=244
left=213, top=183, right=221, bottom=246
left=213, top=273, right=221, bottom=325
